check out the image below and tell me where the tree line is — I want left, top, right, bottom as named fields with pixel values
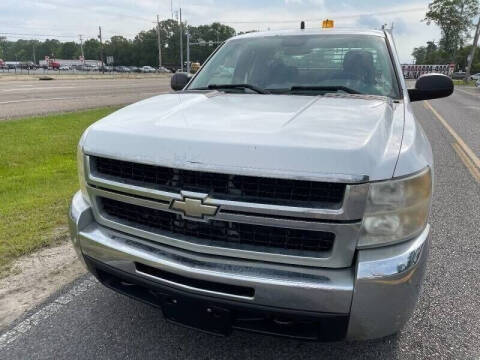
left=412, top=0, right=480, bottom=72
left=0, top=20, right=236, bottom=67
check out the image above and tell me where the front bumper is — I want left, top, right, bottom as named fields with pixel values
left=69, top=191, right=429, bottom=341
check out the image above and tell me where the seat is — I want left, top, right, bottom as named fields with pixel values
left=341, top=50, right=375, bottom=84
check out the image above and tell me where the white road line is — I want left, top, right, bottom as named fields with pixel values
left=0, top=90, right=165, bottom=106
left=1, top=86, right=75, bottom=92
left=454, top=86, right=480, bottom=99
left=0, top=277, right=97, bottom=350
left=0, top=97, right=70, bottom=105
left=425, top=100, right=480, bottom=171
left=1, top=85, right=167, bottom=93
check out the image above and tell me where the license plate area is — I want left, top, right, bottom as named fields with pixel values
left=161, top=295, right=232, bottom=336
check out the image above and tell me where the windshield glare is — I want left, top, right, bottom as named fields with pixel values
left=189, top=34, right=400, bottom=98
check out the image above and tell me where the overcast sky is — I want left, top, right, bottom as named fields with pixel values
left=1, top=0, right=443, bottom=63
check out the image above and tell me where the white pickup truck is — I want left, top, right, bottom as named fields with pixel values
left=70, top=29, right=453, bottom=341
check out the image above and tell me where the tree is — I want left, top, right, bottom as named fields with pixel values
left=425, top=41, right=438, bottom=63
left=132, top=29, right=158, bottom=66
left=37, top=39, right=62, bottom=59
left=0, top=36, right=7, bottom=59
left=59, top=41, right=79, bottom=59
left=83, top=39, right=101, bottom=60
left=424, top=0, right=479, bottom=59
left=186, top=22, right=236, bottom=64
left=105, top=36, right=133, bottom=66
left=0, top=21, right=236, bottom=67
left=412, top=46, right=427, bottom=64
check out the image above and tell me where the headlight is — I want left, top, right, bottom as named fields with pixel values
left=358, top=167, right=432, bottom=248
left=77, top=130, right=90, bottom=204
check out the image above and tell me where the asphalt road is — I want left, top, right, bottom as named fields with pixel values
left=0, top=77, right=171, bottom=120
left=1, top=87, right=480, bottom=359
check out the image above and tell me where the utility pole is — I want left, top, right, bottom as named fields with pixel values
left=79, top=35, right=85, bottom=65
left=465, top=18, right=480, bottom=82
left=157, top=15, right=162, bottom=68
left=98, top=26, right=104, bottom=74
left=179, top=8, right=184, bottom=72
left=186, top=32, right=190, bottom=74
left=32, top=42, right=36, bottom=64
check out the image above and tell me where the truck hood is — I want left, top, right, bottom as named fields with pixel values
left=83, top=92, right=405, bottom=182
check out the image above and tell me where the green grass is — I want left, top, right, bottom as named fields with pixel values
left=0, top=107, right=118, bottom=273
left=453, top=79, right=477, bottom=86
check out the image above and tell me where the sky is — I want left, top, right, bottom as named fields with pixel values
left=0, top=0, right=444, bottom=63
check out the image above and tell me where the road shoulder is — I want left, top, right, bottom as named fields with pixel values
left=0, top=240, right=86, bottom=331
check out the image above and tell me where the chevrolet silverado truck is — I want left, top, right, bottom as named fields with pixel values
left=69, top=29, right=453, bottom=341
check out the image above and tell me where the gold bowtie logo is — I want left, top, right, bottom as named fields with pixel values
left=171, top=197, right=218, bottom=219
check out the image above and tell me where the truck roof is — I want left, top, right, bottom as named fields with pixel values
left=230, top=28, right=386, bottom=41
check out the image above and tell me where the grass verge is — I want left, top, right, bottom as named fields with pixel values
left=0, top=107, right=119, bottom=274
left=453, top=79, right=477, bottom=86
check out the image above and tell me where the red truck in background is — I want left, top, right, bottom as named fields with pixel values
left=47, top=60, right=60, bottom=70
left=42, top=56, right=60, bottom=70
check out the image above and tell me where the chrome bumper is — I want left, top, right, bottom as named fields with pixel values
left=69, top=191, right=429, bottom=340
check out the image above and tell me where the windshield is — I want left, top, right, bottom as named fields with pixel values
left=188, top=34, right=401, bottom=98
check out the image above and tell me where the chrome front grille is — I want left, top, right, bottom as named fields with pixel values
left=100, top=197, right=335, bottom=257
left=92, top=156, right=346, bottom=207
left=85, top=155, right=369, bottom=268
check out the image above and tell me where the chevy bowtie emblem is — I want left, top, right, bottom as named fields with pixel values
left=171, top=197, right=218, bottom=219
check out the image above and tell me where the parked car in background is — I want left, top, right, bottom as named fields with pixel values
left=59, top=65, right=71, bottom=71
left=113, top=66, right=123, bottom=72
left=114, top=66, right=132, bottom=73
left=80, top=64, right=97, bottom=72
left=129, top=66, right=141, bottom=73
left=6, top=62, right=19, bottom=69
left=103, top=65, right=114, bottom=72
left=470, top=73, right=480, bottom=81
left=157, top=66, right=171, bottom=73
left=476, top=78, right=480, bottom=87
left=19, top=62, right=37, bottom=70
left=452, top=71, right=466, bottom=80
left=140, top=65, right=156, bottom=73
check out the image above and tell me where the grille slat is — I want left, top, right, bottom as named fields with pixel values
left=100, top=198, right=335, bottom=254
left=93, top=157, right=346, bottom=207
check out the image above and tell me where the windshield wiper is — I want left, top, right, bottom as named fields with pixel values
left=289, top=86, right=361, bottom=95
left=192, top=84, right=270, bottom=94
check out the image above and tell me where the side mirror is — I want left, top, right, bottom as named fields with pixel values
left=171, top=72, right=190, bottom=91
left=408, top=73, right=453, bottom=102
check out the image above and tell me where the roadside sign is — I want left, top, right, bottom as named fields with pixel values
left=106, top=56, right=114, bottom=65
left=322, top=19, right=334, bottom=28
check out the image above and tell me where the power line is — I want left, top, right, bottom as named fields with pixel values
left=0, top=31, right=142, bottom=40
left=0, top=32, right=81, bottom=38
left=219, top=7, right=426, bottom=24
left=0, top=6, right=428, bottom=42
